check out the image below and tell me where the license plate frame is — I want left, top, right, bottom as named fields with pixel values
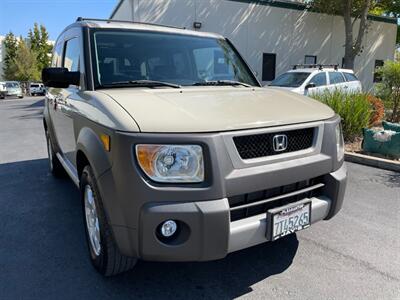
left=266, top=199, right=312, bottom=241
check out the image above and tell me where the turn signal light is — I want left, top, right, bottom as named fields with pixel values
left=100, top=134, right=111, bottom=152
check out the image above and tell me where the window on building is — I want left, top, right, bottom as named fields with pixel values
left=305, top=55, right=317, bottom=65
left=262, top=53, right=276, bottom=81
left=328, top=72, right=345, bottom=84
left=63, top=38, right=80, bottom=72
left=310, top=72, right=327, bottom=86
left=374, top=60, right=384, bottom=82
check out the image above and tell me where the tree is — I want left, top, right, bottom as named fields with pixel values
left=12, top=38, right=41, bottom=82
left=2, top=32, right=18, bottom=80
left=28, top=23, right=53, bottom=72
left=308, top=0, right=400, bottom=69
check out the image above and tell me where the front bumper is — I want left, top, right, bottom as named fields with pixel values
left=112, top=164, right=346, bottom=261
left=95, top=115, right=346, bottom=261
left=6, top=91, right=23, bottom=97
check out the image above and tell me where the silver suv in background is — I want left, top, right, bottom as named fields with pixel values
left=29, top=83, right=45, bottom=96
left=269, top=65, right=362, bottom=96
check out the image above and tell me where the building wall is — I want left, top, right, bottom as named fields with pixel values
left=111, top=0, right=397, bottom=91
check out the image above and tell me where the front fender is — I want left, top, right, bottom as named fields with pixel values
left=76, top=127, right=113, bottom=179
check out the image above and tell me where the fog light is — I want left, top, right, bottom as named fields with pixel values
left=160, top=220, right=177, bottom=237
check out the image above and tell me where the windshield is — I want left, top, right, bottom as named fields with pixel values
left=270, top=72, right=310, bottom=88
left=6, top=82, right=19, bottom=88
left=92, top=30, right=259, bottom=88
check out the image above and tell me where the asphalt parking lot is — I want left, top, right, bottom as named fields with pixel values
left=0, top=97, right=399, bottom=300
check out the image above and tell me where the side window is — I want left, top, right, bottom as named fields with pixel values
left=310, top=72, right=327, bottom=87
left=193, top=47, right=235, bottom=80
left=193, top=48, right=213, bottom=79
left=329, top=72, right=345, bottom=85
left=343, top=72, right=358, bottom=82
left=172, top=52, right=189, bottom=77
left=52, top=41, right=63, bottom=67
left=63, top=38, right=80, bottom=72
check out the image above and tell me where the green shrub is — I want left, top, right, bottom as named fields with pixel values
left=311, top=91, right=372, bottom=142
left=375, top=60, right=400, bottom=123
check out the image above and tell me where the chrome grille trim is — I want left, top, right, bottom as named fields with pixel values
left=230, top=183, right=325, bottom=211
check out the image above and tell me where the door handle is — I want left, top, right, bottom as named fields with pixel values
left=54, top=95, right=64, bottom=110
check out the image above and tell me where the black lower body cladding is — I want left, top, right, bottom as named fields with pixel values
left=95, top=116, right=346, bottom=261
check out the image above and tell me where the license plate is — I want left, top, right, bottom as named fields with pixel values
left=267, top=200, right=311, bottom=241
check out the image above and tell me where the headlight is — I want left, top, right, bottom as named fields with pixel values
left=335, top=123, right=344, bottom=162
left=136, top=144, right=204, bottom=183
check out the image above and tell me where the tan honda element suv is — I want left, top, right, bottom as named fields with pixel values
left=42, top=18, right=347, bottom=276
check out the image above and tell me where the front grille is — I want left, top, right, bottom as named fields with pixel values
left=233, top=128, right=315, bottom=159
left=229, top=177, right=324, bottom=222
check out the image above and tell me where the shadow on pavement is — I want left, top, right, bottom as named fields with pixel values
left=0, top=158, right=298, bottom=299
left=6, top=99, right=45, bottom=120
left=22, top=98, right=45, bottom=108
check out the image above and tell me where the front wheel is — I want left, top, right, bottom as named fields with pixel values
left=80, top=165, right=137, bottom=276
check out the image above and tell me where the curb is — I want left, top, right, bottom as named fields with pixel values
left=345, top=152, right=400, bottom=172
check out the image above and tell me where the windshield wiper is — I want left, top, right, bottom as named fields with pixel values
left=193, top=80, right=251, bottom=87
left=102, top=80, right=181, bottom=89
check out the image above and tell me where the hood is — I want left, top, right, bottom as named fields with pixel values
left=100, top=87, right=334, bottom=133
left=269, top=86, right=303, bottom=93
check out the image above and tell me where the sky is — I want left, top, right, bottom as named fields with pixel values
left=0, top=0, right=118, bottom=40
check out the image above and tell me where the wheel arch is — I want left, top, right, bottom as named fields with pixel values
left=76, top=127, right=112, bottom=180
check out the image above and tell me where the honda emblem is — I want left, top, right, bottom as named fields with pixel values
left=273, top=135, right=288, bottom=152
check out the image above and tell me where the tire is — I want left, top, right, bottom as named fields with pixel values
left=45, top=131, right=65, bottom=177
left=18, top=96, right=24, bottom=99
left=80, top=165, right=137, bottom=276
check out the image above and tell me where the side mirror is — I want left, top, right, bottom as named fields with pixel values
left=42, top=67, right=80, bottom=88
left=305, top=82, right=316, bottom=90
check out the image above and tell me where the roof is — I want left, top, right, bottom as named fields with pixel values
left=110, top=0, right=397, bottom=25
left=288, top=68, right=354, bottom=73
left=73, top=18, right=224, bottom=39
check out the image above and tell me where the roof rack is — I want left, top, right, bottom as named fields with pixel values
left=75, top=17, right=185, bottom=30
left=292, top=64, right=339, bottom=71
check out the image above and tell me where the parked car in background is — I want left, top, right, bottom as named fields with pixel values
left=30, top=83, right=45, bottom=96
left=0, top=82, right=6, bottom=99
left=268, top=65, right=362, bottom=96
left=42, top=18, right=347, bottom=276
left=5, top=81, right=24, bottom=99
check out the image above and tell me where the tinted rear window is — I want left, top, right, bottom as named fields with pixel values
left=31, top=84, right=39, bottom=87
left=343, top=72, right=358, bottom=82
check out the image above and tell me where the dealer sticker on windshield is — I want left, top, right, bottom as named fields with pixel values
left=267, top=200, right=311, bottom=241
